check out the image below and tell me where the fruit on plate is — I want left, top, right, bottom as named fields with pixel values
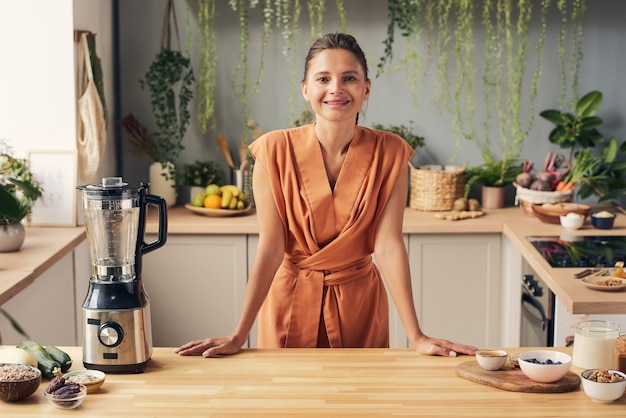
left=200, top=184, right=248, bottom=210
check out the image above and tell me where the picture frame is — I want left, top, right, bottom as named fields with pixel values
left=27, top=150, right=77, bottom=226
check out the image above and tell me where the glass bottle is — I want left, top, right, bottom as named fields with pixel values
left=614, top=334, right=626, bottom=373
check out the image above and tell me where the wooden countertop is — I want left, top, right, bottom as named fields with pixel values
left=0, top=346, right=622, bottom=417
left=0, top=226, right=85, bottom=305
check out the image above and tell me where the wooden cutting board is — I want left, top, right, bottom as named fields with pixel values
left=456, top=361, right=580, bottom=393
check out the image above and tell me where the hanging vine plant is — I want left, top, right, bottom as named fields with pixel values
left=196, top=0, right=217, bottom=133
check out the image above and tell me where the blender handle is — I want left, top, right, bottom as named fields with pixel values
left=141, top=194, right=168, bottom=255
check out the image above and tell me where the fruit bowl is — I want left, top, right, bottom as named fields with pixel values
left=185, top=203, right=254, bottom=217
left=44, top=383, right=87, bottom=409
left=517, top=350, right=571, bottom=383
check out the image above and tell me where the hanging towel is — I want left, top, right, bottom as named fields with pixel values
left=76, top=32, right=106, bottom=183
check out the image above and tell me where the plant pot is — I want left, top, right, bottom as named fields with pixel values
left=481, top=186, right=506, bottom=209
left=149, top=161, right=177, bottom=207
left=0, top=222, right=26, bottom=252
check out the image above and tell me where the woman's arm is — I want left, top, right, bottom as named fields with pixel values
left=175, top=161, right=285, bottom=357
left=373, top=170, right=477, bottom=356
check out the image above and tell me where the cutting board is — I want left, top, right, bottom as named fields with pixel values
left=456, top=361, right=580, bottom=393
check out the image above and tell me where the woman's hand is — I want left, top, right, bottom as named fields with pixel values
left=413, top=335, right=478, bottom=357
left=174, top=336, right=244, bottom=358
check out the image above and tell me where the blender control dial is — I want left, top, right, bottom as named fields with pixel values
left=98, top=321, right=124, bottom=347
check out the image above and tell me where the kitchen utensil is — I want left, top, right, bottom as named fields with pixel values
left=217, top=134, right=236, bottom=169
left=455, top=361, right=580, bottom=393
left=475, top=350, right=508, bottom=371
left=517, top=350, right=571, bottom=383
left=571, top=320, right=620, bottom=370
left=238, top=142, right=248, bottom=170
left=77, top=177, right=167, bottom=373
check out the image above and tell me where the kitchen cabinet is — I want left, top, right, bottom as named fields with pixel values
left=0, top=252, right=77, bottom=346
left=406, top=234, right=502, bottom=349
left=142, top=234, right=247, bottom=347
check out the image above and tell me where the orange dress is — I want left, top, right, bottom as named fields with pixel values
left=249, top=124, right=414, bottom=348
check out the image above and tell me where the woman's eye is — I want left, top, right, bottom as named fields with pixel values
left=317, top=76, right=329, bottom=83
left=344, top=76, right=357, bottom=82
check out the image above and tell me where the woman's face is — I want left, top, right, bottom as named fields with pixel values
left=301, top=48, right=370, bottom=125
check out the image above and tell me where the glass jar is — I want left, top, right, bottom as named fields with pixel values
left=614, top=334, right=626, bottom=373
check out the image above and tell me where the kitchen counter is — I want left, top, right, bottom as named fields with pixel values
left=0, top=346, right=622, bottom=417
left=0, top=226, right=85, bottom=305
left=147, top=206, right=626, bottom=315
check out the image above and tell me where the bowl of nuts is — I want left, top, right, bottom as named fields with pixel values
left=581, top=369, right=626, bottom=403
left=44, top=376, right=87, bottom=409
left=517, top=350, right=572, bottom=383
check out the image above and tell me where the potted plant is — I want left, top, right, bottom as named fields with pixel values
left=537, top=91, right=626, bottom=202
left=463, top=154, right=524, bottom=209
left=0, top=140, right=43, bottom=252
left=177, top=160, right=224, bottom=203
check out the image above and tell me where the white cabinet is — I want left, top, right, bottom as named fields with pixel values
left=142, top=234, right=248, bottom=347
left=1, top=252, right=77, bottom=346
left=406, top=234, right=501, bottom=349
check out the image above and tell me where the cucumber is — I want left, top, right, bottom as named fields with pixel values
left=44, top=345, right=72, bottom=372
left=17, top=340, right=61, bottom=379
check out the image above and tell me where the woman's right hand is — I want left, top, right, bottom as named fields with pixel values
left=174, top=336, right=244, bottom=358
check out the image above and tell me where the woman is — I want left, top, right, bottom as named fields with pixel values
left=175, top=33, right=477, bottom=357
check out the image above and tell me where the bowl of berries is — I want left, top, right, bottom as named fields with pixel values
left=517, top=350, right=572, bottom=383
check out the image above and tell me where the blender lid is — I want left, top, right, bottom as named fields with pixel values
left=77, top=177, right=148, bottom=198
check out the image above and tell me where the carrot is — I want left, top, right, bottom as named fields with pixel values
left=558, top=181, right=575, bottom=192
left=555, top=181, right=567, bottom=191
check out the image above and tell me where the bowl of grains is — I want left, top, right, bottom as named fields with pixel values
left=0, top=363, right=42, bottom=402
left=63, top=369, right=106, bottom=393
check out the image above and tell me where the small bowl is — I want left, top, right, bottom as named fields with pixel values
left=591, top=211, right=616, bottom=229
left=44, top=383, right=87, bottom=409
left=0, top=363, right=42, bottom=402
left=475, top=350, right=508, bottom=371
left=581, top=369, right=626, bottom=403
left=560, top=213, right=585, bottom=230
left=517, top=350, right=571, bottom=383
left=63, top=369, right=106, bottom=393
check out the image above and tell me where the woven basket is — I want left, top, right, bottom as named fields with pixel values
left=409, top=166, right=466, bottom=211
left=514, top=184, right=574, bottom=216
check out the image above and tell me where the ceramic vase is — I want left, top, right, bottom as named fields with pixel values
left=149, top=161, right=177, bottom=207
left=481, top=186, right=506, bottom=209
left=0, top=222, right=26, bottom=252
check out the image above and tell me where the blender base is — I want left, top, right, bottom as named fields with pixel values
left=84, top=359, right=150, bottom=374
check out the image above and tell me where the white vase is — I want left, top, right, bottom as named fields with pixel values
left=0, top=222, right=26, bottom=252
left=149, top=161, right=177, bottom=207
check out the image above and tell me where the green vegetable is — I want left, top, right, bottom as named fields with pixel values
left=44, top=345, right=73, bottom=372
left=17, top=340, right=61, bottom=379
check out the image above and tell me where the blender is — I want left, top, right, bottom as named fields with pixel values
left=77, top=177, right=167, bottom=373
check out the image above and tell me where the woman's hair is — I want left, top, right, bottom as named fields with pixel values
left=302, top=32, right=369, bottom=82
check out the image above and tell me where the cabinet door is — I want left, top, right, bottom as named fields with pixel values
left=1, top=253, right=77, bottom=345
left=408, top=234, right=501, bottom=348
left=143, top=234, right=247, bottom=347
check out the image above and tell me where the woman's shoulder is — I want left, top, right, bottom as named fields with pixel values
left=357, top=125, right=410, bottom=150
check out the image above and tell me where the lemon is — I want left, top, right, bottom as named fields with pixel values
left=205, top=184, right=221, bottom=196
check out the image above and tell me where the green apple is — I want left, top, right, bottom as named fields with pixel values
left=205, top=184, right=221, bottom=196
left=191, top=192, right=207, bottom=207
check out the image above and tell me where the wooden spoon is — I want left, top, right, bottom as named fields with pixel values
left=217, top=134, right=236, bottom=169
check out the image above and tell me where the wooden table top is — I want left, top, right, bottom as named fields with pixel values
left=1, top=346, right=623, bottom=417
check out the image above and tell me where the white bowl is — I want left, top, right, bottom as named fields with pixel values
left=517, top=350, right=571, bottom=383
left=560, top=213, right=585, bottom=230
left=475, top=350, right=508, bottom=371
left=581, top=369, right=626, bottom=403
left=63, top=369, right=106, bottom=393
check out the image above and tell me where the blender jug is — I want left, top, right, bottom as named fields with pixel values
left=77, top=177, right=167, bottom=373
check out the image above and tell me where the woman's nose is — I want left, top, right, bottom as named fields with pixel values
left=329, top=79, right=343, bottom=93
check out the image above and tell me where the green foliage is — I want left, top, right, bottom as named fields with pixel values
left=177, top=160, right=224, bottom=187
left=463, top=153, right=523, bottom=197
left=139, top=48, right=195, bottom=166
left=0, top=140, right=43, bottom=225
left=372, top=122, right=425, bottom=150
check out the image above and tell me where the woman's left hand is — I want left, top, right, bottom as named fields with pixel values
left=413, top=335, right=478, bottom=357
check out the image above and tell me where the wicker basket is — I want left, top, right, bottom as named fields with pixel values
left=515, top=184, right=574, bottom=216
left=409, top=166, right=466, bottom=211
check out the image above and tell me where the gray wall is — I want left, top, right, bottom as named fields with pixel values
left=117, top=1, right=626, bottom=203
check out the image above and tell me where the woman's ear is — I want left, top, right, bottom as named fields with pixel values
left=301, top=81, right=310, bottom=102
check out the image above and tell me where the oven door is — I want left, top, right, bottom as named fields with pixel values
left=520, top=274, right=555, bottom=347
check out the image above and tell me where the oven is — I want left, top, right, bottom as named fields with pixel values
left=520, top=268, right=555, bottom=347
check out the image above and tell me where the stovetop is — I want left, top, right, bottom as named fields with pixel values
left=527, top=235, right=626, bottom=268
